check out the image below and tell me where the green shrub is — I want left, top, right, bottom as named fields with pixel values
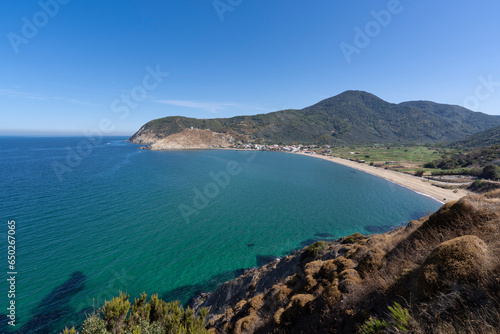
left=481, top=164, right=500, bottom=180
left=62, top=327, right=78, bottom=334
left=431, top=168, right=479, bottom=176
left=467, top=167, right=483, bottom=176
left=358, top=302, right=417, bottom=334
left=129, top=292, right=151, bottom=327
left=468, top=179, right=486, bottom=193
left=359, top=317, right=387, bottom=334
left=305, top=241, right=329, bottom=257
left=102, top=292, right=130, bottom=333
left=341, top=233, right=366, bottom=244
left=387, top=302, right=413, bottom=331
left=63, top=293, right=210, bottom=334
left=437, top=160, right=458, bottom=170
left=471, top=179, right=485, bottom=187
left=126, top=320, right=164, bottom=334
left=468, top=179, right=500, bottom=193
left=81, top=312, right=108, bottom=334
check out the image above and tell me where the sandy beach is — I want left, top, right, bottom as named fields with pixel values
left=294, top=152, right=470, bottom=203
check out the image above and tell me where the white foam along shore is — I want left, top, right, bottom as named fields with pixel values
left=292, top=152, right=470, bottom=203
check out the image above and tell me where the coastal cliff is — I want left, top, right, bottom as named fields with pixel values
left=198, top=191, right=500, bottom=333
left=131, top=128, right=236, bottom=150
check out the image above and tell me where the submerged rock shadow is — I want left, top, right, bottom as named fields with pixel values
left=364, top=211, right=431, bottom=234
left=364, top=225, right=396, bottom=233
left=0, top=271, right=86, bottom=334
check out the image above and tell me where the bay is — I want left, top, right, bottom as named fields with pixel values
left=0, top=137, right=440, bottom=333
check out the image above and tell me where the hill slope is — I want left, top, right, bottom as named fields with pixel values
left=148, top=129, right=235, bottom=150
left=453, top=124, right=500, bottom=147
left=129, top=91, right=500, bottom=146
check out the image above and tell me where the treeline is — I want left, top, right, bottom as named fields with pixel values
left=62, top=292, right=209, bottom=334
left=426, top=164, right=500, bottom=180
left=425, top=145, right=500, bottom=170
left=422, top=144, right=500, bottom=179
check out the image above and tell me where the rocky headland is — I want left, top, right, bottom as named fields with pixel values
left=130, top=128, right=236, bottom=150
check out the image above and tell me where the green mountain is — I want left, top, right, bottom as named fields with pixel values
left=453, top=124, right=500, bottom=147
left=129, top=91, right=500, bottom=145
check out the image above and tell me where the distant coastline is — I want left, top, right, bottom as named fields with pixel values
left=129, top=136, right=470, bottom=203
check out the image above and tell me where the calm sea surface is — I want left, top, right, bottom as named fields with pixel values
left=0, top=136, right=441, bottom=333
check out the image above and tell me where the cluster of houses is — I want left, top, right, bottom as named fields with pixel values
left=236, top=143, right=333, bottom=155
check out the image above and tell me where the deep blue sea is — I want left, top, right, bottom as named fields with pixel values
left=0, top=136, right=441, bottom=333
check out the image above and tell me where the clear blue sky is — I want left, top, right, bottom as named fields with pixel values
left=1, top=0, right=499, bottom=136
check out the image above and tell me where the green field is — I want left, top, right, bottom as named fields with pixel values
left=330, top=145, right=443, bottom=163
left=313, top=145, right=457, bottom=173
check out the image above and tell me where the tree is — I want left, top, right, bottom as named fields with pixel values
left=423, top=161, right=436, bottom=169
left=63, top=293, right=211, bottom=334
left=481, top=164, right=500, bottom=180
left=102, top=292, right=130, bottom=333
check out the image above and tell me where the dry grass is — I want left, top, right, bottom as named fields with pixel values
left=248, top=294, right=264, bottom=311
left=304, top=260, right=323, bottom=276
left=338, top=269, right=362, bottom=293
left=302, top=275, right=318, bottom=293
left=273, top=308, right=285, bottom=325
left=272, top=284, right=292, bottom=302
left=233, top=313, right=259, bottom=334
left=417, top=235, right=492, bottom=298
left=356, top=247, right=386, bottom=277
left=318, top=260, right=337, bottom=281
left=322, top=281, right=342, bottom=307
left=279, top=294, right=315, bottom=326
left=333, top=256, right=356, bottom=272
left=289, top=294, right=315, bottom=308
left=484, top=189, right=500, bottom=199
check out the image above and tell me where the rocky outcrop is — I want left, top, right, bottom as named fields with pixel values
left=132, top=128, right=236, bottom=150
left=201, top=250, right=304, bottom=316
left=127, top=124, right=162, bottom=145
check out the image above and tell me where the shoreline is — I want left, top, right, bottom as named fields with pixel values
left=131, top=141, right=470, bottom=203
left=292, top=152, right=470, bottom=203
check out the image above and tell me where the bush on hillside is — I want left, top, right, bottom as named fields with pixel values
left=61, top=292, right=209, bottom=334
left=102, top=291, right=130, bottom=332
left=358, top=302, right=418, bottom=334
left=305, top=241, right=329, bottom=258
left=417, top=235, right=491, bottom=298
left=431, top=168, right=481, bottom=176
left=423, top=161, right=437, bottom=169
left=341, top=233, right=366, bottom=244
left=481, top=164, right=500, bottom=180
left=468, top=179, right=500, bottom=193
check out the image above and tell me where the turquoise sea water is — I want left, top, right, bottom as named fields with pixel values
left=0, top=137, right=441, bottom=333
